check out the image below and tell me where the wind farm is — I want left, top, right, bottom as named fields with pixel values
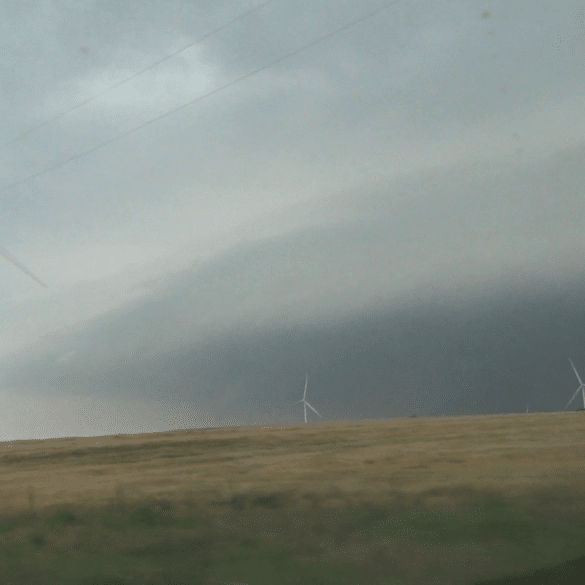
left=565, top=358, right=585, bottom=411
left=296, top=374, right=322, bottom=423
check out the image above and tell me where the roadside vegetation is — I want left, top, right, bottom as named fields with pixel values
left=1, top=483, right=584, bottom=584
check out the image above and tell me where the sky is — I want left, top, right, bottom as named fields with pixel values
left=0, top=0, right=584, bottom=441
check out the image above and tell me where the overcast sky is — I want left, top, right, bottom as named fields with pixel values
left=0, top=0, right=584, bottom=442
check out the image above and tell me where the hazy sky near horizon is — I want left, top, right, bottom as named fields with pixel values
left=1, top=0, right=584, bottom=442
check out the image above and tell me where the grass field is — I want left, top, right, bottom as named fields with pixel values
left=1, top=411, right=584, bottom=584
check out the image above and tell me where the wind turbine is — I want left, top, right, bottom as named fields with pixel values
left=565, top=359, right=585, bottom=411
left=297, top=374, right=321, bottom=424
left=0, top=244, right=47, bottom=288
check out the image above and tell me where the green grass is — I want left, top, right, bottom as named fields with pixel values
left=0, top=487, right=584, bottom=584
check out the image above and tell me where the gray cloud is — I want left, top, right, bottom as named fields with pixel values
left=0, top=0, right=584, bottom=440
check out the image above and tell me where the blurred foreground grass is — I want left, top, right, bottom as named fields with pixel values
left=1, top=484, right=584, bottom=585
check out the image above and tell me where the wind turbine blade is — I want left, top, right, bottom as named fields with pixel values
left=0, top=245, right=47, bottom=288
left=569, top=359, right=583, bottom=386
left=305, top=401, right=321, bottom=417
left=565, top=385, right=583, bottom=409
left=303, top=375, right=308, bottom=400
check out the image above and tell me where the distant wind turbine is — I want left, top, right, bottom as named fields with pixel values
left=0, top=244, right=47, bottom=288
left=297, top=374, right=321, bottom=424
left=565, top=359, right=585, bottom=411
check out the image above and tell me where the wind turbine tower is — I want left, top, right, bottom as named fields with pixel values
left=565, top=359, right=585, bottom=411
left=0, top=245, right=47, bottom=288
left=297, top=374, right=321, bottom=424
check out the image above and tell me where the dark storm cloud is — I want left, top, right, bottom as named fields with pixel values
left=2, top=143, right=585, bottom=425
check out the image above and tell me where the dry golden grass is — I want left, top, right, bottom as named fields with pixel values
left=1, top=410, right=584, bottom=522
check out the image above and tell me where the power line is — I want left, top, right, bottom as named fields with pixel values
left=1, top=0, right=277, bottom=149
left=0, top=0, right=402, bottom=196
